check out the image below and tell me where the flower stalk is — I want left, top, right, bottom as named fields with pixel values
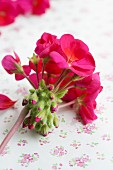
left=0, top=106, right=29, bottom=154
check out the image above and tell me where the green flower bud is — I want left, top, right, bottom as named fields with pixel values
left=49, top=92, right=55, bottom=100
left=35, top=122, right=42, bottom=132
left=51, top=101, right=57, bottom=108
left=42, top=114, right=47, bottom=124
left=40, top=92, right=47, bottom=98
left=56, top=89, right=68, bottom=99
left=37, top=100, right=45, bottom=110
left=53, top=114, right=59, bottom=128
left=29, top=53, right=39, bottom=65
left=38, top=110, right=46, bottom=120
left=41, top=124, right=49, bottom=136
left=47, top=113, right=53, bottom=128
left=39, top=79, right=46, bottom=89
left=31, top=92, right=38, bottom=102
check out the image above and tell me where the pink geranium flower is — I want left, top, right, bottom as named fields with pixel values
left=31, top=0, right=50, bottom=15
left=50, top=34, right=95, bottom=77
left=0, top=0, right=18, bottom=26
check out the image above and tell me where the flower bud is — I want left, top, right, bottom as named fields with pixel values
left=41, top=124, right=49, bottom=136
left=31, top=92, right=38, bottom=103
left=40, top=92, right=47, bottom=97
left=37, top=110, right=45, bottom=120
left=28, top=124, right=34, bottom=130
left=37, top=100, right=45, bottom=110
left=29, top=53, right=39, bottom=65
left=35, top=122, right=42, bottom=132
left=32, top=100, right=37, bottom=105
left=53, top=114, right=59, bottom=128
left=47, top=114, right=53, bottom=128
left=49, top=92, right=55, bottom=100
left=35, top=116, right=41, bottom=122
left=39, top=79, right=46, bottom=89
left=22, top=99, right=28, bottom=106
left=48, top=84, right=54, bottom=91
left=42, top=114, right=47, bottom=124
left=51, top=101, right=58, bottom=113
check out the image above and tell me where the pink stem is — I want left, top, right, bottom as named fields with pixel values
left=0, top=106, right=29, bottom=154
left=58, top=100, right=75, bottom=109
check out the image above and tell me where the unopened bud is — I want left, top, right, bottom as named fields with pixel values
left=28, top=124, right=34, bottom=130
left=53, top=115, right=59, bottom=128
left=31, top=92, right=38, bottom=103
left=41, top=124, right=49, bottom=136
left=22, top=99, right=28, bottom=106
left=29, top=53, right=39, bottom=65
left=47, top=114, right=53, bottom=128
left=37, top=100, right=45, bottom=110
left=35, top=116, right=41, bottom=122
left=48, top=84, right=54, bottom=91
left=32, top=100, right=37, bottom=105
left=49, top=92, right=55, bottom=100
left=35, top=123, right=42, bottom=132
left=39, top=79, right=46, bottom=89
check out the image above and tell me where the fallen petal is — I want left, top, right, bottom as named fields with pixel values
left=0, top=94, right=16, bottom=110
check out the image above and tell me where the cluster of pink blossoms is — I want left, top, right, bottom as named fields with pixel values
left=1, top=32, right=102, bottom=126
left=0, top=0, right=50, bottom=26
left=0, top=32, right=102, bottom=153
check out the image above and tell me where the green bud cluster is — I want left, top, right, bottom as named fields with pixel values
left=22, top=80, right=68, bottom=136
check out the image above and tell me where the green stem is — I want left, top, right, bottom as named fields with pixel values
left=54, top=69, right=67, bottom=88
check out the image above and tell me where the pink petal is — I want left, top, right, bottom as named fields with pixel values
left=13, top=51, right=20, bottom=63
left=60, top=34, right=74, bottom=53
left=0, top=94, right=16, bottom=110
left=2, top=55, right=16, bottom=72
left=79, top=102, right=97, bottom=125
left=50, top=51, right=68, bottom=68
left=29, top=73, right=41, bottom=89
left=71, top=53, right=95, bottom=76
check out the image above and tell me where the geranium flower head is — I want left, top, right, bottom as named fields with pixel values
left=32, top=0, right=50, bottom=15
left=0, top=0, right=18, bottom=26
